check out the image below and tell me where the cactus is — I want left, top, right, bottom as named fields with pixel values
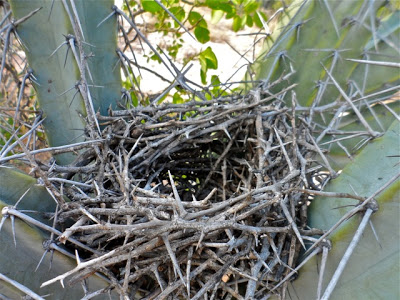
left=0, top=168, right=116, bottom=299
left=8, top=0, right=121, bottom=165
left=0, top=0, right=399, bottom=299
left=287, top=120, right=400, bottom=299
left=1, top=1, right=121, bottom=298
left=249, top=0, right=399, bottom=298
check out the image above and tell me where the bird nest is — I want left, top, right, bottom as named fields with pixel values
left=38, top=84, right=325, bottom=299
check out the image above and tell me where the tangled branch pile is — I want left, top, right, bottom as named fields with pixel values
left=21, top=81, right=325, bottom=299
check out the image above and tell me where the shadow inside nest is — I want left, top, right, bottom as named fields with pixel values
left=55, top=87, right=325, bottom=299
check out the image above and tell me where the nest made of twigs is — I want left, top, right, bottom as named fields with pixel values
left=47, top=84, right=325, bottom=299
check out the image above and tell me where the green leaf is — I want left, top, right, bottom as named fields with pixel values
left=210, top=75, right=226, bottom=97
left=226, top=11, right=236, bottom=19
left=199, top=47, right=218, bottom=70
left=169, top=6, right=185, bottom=25
left=131, top=91, right=139, bottom=107
left=210, top=75, right=221, bottom=86
left=232, top=16, right=242, bottom=32
left=198, top=47, right=218, bottom=84
left=199, top=56, right=207, bottom=74
left=244, top=1, right=259, bottom=14
left=141, top=0, right=162, bottom=13
left=253, top=10, right=267, bottom=28
left=150, top=52, right=162, bottom=63
left=218, top=3, right=233, bottom=13
left=194, top=26, right=210, bottom=43
left=188, top=11, right=207, bottom=27
left=211, top=9, right=225, bottom=24
left=173, top=92, right=184, bottom=104
left=246, top=15, right=254, bottom=27
left=200, top=69, right=207, bottom=85
left=206, top=0, right=232, bottom=13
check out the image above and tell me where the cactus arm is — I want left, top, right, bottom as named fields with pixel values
left=67, top=0, right=122, bottom=116
left=343, top=10, right=400, bottom=93
left=250, top=0, right=399, bottom=171
left=310, top=120, right=400, bottom=233
left=9, top=0, right=86, bottom=165
left=285, top=120, right=400, bottom=299
left=9, top=0, right=122, bottom=164
left=0, top=167, right=56, bottom=223
left=319, top=100, right=400, bottom=169
left=252, top=0, right=399, bottom=121
left=2, top=2, right=122, bottom=297
left=0, top=210, right=118, bottom=299
left=0, top=167, right=118, bottom=299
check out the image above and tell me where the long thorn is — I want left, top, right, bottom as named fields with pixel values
left=322, top=0, right=339, bottom=38
left=97, top=10, right=116, bottom=28
left=345, top=58, right=400, bottom=68
left=0, top=26, right=13, bottom=83
left=321, top=208, right=375, bottom=300
left=162, top=234, right=186, bottom=286
left=69, top=0, right=85, bottom=40
left=317, top=243, right=331, bottom=300
left=0, top=273, right=45, bottom=300
left=9, top=214, right=17, bottom=247
left=322, top=64, right=379, bottom=137
left=35, top=249, right=49, bottom=272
